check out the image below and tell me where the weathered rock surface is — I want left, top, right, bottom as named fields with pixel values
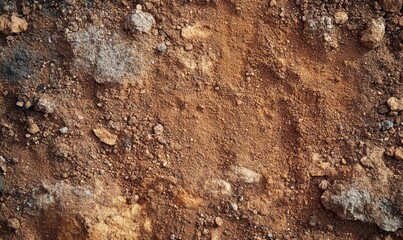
left=360, top=18, right=385, bottom=49
left=321, top=145, right=403, bottom=232
left=67, top=25, right=146, bottom=84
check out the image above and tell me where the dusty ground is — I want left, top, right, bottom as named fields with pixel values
left=0, top=0, right=402, bottom=239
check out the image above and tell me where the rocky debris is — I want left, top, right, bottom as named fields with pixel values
left=153, top=124, right=164, bottom=135
left=360, top=18, right=385, bottom=49
left=321, top=145, right=403, bottom=232
left=334, top=11, right=348, bottom=25
left=395, top=147, right=403, bottom=161
left=67, top=25, right=145, bottom=84
left=125, top=10, right=155, bottom=34
left=0, top=14, right=28, bottom=34
left=386, top=97, right=403, bottom=111
left=26, top=118, right=40, bottom=134
left=34, top=98, right=55, bottom=114
left=321, top=184, right=403, bottom=232
left=93, top=128, right=118, bottom=146
left=380, top=0, right=402, bottom=12
left=302, top=14, right=339, bottom=48
left=231, top=165, right=262, bottom=183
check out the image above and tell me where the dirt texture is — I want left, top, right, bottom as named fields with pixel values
left=0, top=0, right=402, bottom=239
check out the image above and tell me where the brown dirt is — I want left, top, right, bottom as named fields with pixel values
left=0, top=0, right=402, bottom=239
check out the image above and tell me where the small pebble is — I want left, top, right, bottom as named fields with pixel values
left=154, top=124, right=164, bottom=135
left=318, top=179, right=329, bottom=190
left=377, top=104, right=389, bottom=115
left=59, top=127, right=68, bottom=134
left=184, top=43, right=193, bottom=51
left=157, top=43, right=167, bottom=52
left=215, top=216, right=224, bottom=227
left=230, top=202, right=238, bottom=211
left=16, top=101, right=24, bottom=107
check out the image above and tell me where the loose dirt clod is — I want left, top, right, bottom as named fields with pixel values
left=0, top=14, right=28, bottom=34
left=380, top=0, right=402, bottom=12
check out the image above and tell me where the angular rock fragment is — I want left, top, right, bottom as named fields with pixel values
left=321, top=183, right=403, bottom=232
left=93, top=128, right=118, bottom=146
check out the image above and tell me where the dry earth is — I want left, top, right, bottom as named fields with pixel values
left=0, top=0, right=402, bottom=239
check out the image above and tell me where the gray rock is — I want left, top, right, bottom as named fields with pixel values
left=321, top=145, right=403, bottom=232
left=156, top=43, right=167, bottom=53
left=67, top=25, right=146, bottom=84
left=0, top=46, right=34, bottom=82
left=321, top=184, right=403, bottom=232
left=59, top=127, right=68, bottom=134
left=125, top=10, right=156, bottom=34
left=381, top=120, right=393, bottom=131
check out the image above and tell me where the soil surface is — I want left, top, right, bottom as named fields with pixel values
left=0, top=0, right=402, bottom=239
